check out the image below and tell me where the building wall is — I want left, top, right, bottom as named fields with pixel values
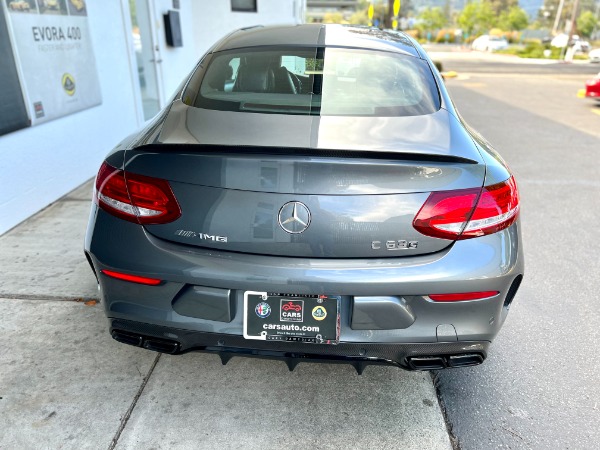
left=306, top=0, right=358, bottom=22
left=0, top=0, right=303, bottom=235
left=0, top=0, right=139, bottom=235
left=152, top=0, right=200, bottom=103
left=190, top=0, right=301, bottom=61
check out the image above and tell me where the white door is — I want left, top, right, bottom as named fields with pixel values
left=128, top=0, right=164, bottom=121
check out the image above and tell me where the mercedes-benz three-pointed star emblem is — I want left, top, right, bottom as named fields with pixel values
left=278, top=201, right=311, bottom=234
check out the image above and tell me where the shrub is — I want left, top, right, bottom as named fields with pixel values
left=503, top=31, right=520, bottom=43
left=404, top=29, right=420, bottom=39
left=435, top=29, right=453, bottom=43
left=504, top=41, right=562, bottom=59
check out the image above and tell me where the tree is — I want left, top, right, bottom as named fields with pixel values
left=498, top=6, right=529, bottom=31
left=541, top=0, right=598, bottom=31
left=576, top=10, right=599, bottom=37
left=353, top=0, right=416, bottom=28
left=457, top=1, right=497, bottom=35
left=323, top=12, right=344, bottom=24
left=476, top=1, right=497, bottom=33
left=349, top=9, right=368, bottom=25
left=488, top=0, right=518, bottom=16
left=458, top=2, right=480, bottom=35
left=355, top=0, right=388, bottom=27
left=384, top=0, right=415, bottom=27
left=417, top=7, right=447, bottom=33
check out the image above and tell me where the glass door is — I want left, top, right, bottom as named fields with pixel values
left=129, top=0, right=163, bottom=121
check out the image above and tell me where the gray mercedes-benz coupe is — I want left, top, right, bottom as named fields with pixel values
left=85, top=24, right=523, bottom=372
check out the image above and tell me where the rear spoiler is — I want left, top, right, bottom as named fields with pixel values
left=136, top=144, right=479, bottom=165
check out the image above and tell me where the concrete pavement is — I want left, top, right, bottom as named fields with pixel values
left=0, top=181, right=452, bottom=449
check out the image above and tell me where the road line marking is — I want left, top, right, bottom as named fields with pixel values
left=591, top=109, right=600, bottom=116
left=441, top=71, right=458, bottom=78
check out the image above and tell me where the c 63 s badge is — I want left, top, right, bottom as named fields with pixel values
left=372, top=240, right=418, bottom=251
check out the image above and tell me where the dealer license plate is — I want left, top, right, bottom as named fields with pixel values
left=243, top=292, right=340, bottom=344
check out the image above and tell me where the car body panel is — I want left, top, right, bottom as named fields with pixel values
left=124, top=147, right=484, bottom=257
left=216, top=24, right=421, bottom=58
left=472, top=35, right=509, bottom=52
left=87, top=207, right=522, bottom=343
left=585, top=73, right=600, bottom=99
left=85, top=24, right=524, bottom=370
left=551, top=34, right=590, bottom=53
left=155, top=100, right=481, bottom=162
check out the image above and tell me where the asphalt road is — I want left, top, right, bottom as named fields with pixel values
left=431, top=51, right=600, bottom=449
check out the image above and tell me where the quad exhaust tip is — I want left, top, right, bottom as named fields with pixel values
left=111, top=330, right=180, bottom=354
left=407, top=353, right=484, bottom=370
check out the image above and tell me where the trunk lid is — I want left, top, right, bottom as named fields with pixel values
left=124, top=105, right=484, bottom=258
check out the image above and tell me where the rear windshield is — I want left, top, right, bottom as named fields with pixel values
left=184, top=46, right=440, bottom=117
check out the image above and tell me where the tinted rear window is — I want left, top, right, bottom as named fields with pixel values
left=184, top=47, right=440, bottom=117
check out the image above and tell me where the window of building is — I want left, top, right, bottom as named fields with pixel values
left=231, top=0, right=257, bottom=12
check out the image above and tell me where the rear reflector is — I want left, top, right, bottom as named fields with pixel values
left=429, top=291, right=499, bottom=302
left=95, top=162, right=181, bottom=224
left=413, top=176, right=519, bottom=240
left=101, top=269, right=162, bottom=286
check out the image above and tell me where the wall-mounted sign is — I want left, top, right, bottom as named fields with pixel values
left=1, top=0, right=102, bottom=130
left=0, top=4, right=29, bottom=136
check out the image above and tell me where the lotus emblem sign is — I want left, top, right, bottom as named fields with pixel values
left=278, top=201, right=311, bottom=234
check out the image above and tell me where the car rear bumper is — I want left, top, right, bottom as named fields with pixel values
left=110, top=318, right=490, bottom=372
left=85, top=206, right=523, bottom=362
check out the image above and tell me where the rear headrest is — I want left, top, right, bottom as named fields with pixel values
left=234, top=57, right=275, bottom=93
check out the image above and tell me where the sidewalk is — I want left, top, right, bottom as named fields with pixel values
left=0, top=180, right=452, bottom=450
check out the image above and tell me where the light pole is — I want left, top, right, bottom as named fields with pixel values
left=565, top=0, right=581, bottom=61
left=552, top=0, right=565, bottom=35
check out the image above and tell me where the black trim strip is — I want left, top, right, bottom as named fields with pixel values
left=133, top=143, right=479, bottom=164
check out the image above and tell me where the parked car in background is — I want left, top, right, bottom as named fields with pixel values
left=585, top=73, right=600, bottom=100
left=472, top=35, right=509, bottom=52
left=551, top=34, right=591, bottom=53
left=589, top=48, right=600, bottom=63
left=86, top=24, right=524, bottom=373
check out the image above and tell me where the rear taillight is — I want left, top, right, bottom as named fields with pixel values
left=413, top=176, right=519, bottom=240
left=101, top=269, right=162, bottom=285
left=429, top=291, right=499, bottom=302
left=95, top=162, right=181, bottom=224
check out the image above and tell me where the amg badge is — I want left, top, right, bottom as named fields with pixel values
left=175, top=229, right=228, bottom=242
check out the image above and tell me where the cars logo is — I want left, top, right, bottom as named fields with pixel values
left=255, top=302, right=271, bottom=318
left=280, top=300, right=303, bottom=322
left=282, top=301, right=302, bottom=312
left=312, top=305, right=327, bottom=321
left=278, top=201, right=311, bottom=234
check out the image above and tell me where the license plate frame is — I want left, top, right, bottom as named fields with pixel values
left=243, top=291, right=340, bottom=345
